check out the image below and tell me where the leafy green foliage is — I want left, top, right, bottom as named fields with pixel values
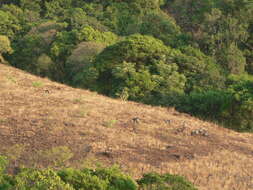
left=67, top=41, right=106, bottom=84
left=77, top=26, right=118, bottom=45
left=0, top=10, right=20, bottom=38
left=79, top=34, right=186, bottom=103
left=58, top=168, right=108, bottom=190
left=10, top=34, right=47, bottom=73
left=0, top=157, right=199, bottom=190
left=0, top=156, right=13, bottom=190
left=175, top=46, right=225, bottom=91
left=139, top=11, right=183, bottom=47
left=0, top=156, right=8, bottom=174
left=176, top=75, right=253, bottom=132
left=45, top=0, right=72, bottom=19
left=59, top=166, right=138, bottom=190
left=14, top=168, right=74, bottom=190
left=0, top=35, right=12, bottom=54
left=138, top=172, right=198, bottom=190
left=93, top=166, right=137, bottom=190
left=176, top=90, right=233, bottom=120
left=225, top=74, right=253, bottom=131
left=217, top=43, right=246, bottom=74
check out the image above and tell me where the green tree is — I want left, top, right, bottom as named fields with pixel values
left=78, top=34, right=186, bottom=104
left=139, top=11, right=183, bottom=47
left=225, top=74, right=253, bottom=132
left=217, top=43, right=246, bottom=74
left=45, top=0, right=72, bottom=19
left=174, top=46, right=225, bottom=91
left=0, top=10, right=20, bottom=38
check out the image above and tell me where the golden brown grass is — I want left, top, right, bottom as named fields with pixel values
left=0, top=64, right=253, bottom=189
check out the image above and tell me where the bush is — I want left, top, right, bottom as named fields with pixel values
left=225, top=74, right=253, bottom=132
left=14, top=168, right=74, bottom=190
left=59, top=166, right=137, bottom=190
left=176, top=90, right=233, bottom=120
left=93, top=166, right=138, bottom=190
left=176, top=74, right=253, bottom=132
left=58, top=168, right=108, bottom=190
left=138, top=172, right=198, bottom=190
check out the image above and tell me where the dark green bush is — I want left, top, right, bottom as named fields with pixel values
left=138, top=172, right=198, bottom=190
left=176, top=90, right=233, bottom=120
left=225, top=74, right=253, bottom=132
left=175, top=74, right=253, bottom=132
left=58, top=168, right=108, bottom=190
left=93, top=166, right=138, bottom=190
left=59, top=166, right=138, bottom=190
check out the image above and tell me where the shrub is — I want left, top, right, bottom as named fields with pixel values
left=176, top=74, right=253, bottom=132
left=138, top=172, right=198, bottom=190
left=58, top=168, right=108, bottom=190
left=176, top=90, right=233, bottom=120
left=93, top=166, right=138, bottom=190
left=14, top=168, right=74, bottom=190
left=59, top=166, right=138, bottom=190
left=225, top=74, right=253, bottom=132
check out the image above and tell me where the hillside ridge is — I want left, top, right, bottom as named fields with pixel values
left=0, top=64, right=253, bottom=190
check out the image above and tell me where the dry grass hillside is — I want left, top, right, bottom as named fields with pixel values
left=0, top=64, right=253, bottom=190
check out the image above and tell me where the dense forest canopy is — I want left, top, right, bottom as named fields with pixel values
left=0, top=0, right=253, bottom=132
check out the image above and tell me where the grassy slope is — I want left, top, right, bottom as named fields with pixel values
left=0, top=64, right=253, bottom=190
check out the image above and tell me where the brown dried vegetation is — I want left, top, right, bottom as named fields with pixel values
left=0, top=64, right=252, bottom=190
